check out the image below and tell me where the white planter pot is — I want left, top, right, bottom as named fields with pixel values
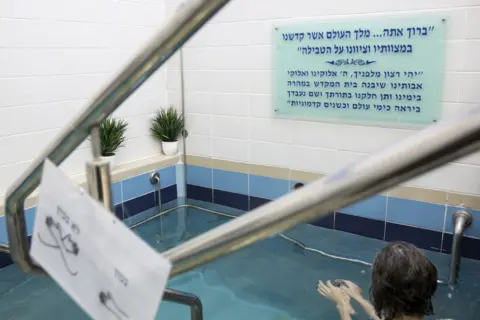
left=161, top=141, right=179, bottom=156
left=101, top=155, right=115, bottom=169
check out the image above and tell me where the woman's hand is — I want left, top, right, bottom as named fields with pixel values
left=317, top=280, right=356, bottom=316
left=336, top=280, right=364, bottom=301
left=335, top=280, right=381, bottom=320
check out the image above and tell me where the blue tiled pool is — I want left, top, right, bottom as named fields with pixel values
left=1, top=200, right=480, bottom=319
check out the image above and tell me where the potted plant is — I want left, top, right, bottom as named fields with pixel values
left=150, top=106, right=185, bottom=156
left=99, top=117, right=128, bottom=168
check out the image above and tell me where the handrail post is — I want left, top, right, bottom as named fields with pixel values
left=4, top=0, right=232, bottom=274
left=161, top=109, right=480, bottom=276
left=86, top=124, right=113, bottom=211
left=163, top=288, right=203, bottom=320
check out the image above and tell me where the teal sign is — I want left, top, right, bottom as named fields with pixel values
left=273, top=16, right=446, bottom=126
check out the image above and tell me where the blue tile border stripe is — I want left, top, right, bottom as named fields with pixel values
left=341, top=195, right=387, bottom=221
left=184, top=164, right=480, bottom=261
left=213, top=169, right=248, bottom=195
left=214, top=189, right=249, bottom=211
left=249, top=175, right=289, bottom=200
left=186, top=165, right=458, bottom=234
left=186, top=165, right=212, bottom=188
left=387, top=197, right=446, bottom=231
left=0, top=165, right=177, bottom=248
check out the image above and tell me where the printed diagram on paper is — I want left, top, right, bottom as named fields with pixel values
left=30, top=160, right=172, bottom=320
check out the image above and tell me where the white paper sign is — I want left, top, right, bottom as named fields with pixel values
left=31, top=160, right=172, bottom=320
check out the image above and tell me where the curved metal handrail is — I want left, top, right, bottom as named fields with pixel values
left=4, top=0, right=231, bottom=274
left=0, top=242, right=9, bottom=254
left=162, top=109, right=480, bottom=277
left=164, top=288, right=204, bottom=320
left=4, top=0, right=480, bottom=297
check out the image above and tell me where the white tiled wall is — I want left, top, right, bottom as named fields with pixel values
left=0, top=0, right=169, bottom=196
left=166, top=0, right=480, bottom=195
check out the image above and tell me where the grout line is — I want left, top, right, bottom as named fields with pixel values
left=120, top=180, right=125, bottom=220
left=0, top=71, right=112, bottom=80
left=333, top=211, right=336, bottom=230
left=440, top=202, right=449, bottom=252
left=247, top=171, right=251, bottom=210
left=1, top=16, right=162, bottom=28
left=0, top=98, right=87, bottom=110
left=383, top=196, right=389, bottom=240
left=122, top=189, right=156, bottom=203
left=0, top=91, right=164, bottom=110
left=211, top=166, right=214, bottom=203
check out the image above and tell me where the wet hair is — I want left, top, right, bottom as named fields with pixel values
left=370, top=242, right=437, bottom=320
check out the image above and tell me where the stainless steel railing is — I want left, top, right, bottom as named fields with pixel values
left=162, top=112, right=480, bottom=276
left=164, top=288, right=204, bottom=320
left=4, top=0, right=480, bottom=287
left=4, top=0, right=232, bottom=274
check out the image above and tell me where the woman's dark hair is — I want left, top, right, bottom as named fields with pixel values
left=370, top=242, right=437, bottom=320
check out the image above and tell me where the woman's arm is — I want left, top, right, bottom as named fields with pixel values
left=336, top=302, right=354, bottom=320
left=337, top=280, right=381, bottom=320
left=355, top=296, right=381, bottom=320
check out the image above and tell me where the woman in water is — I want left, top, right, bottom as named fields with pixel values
left=318, top=242, right=438, bottom=320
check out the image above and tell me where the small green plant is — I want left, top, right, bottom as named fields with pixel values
left=150, top=106, right=185, bottom=142
left=99, top=117, right=128, bottom=156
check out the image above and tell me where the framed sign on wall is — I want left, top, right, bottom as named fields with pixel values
left=273, top=15, right=447, bottom=127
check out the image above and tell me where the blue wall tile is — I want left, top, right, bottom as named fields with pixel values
left=340, top=195, right=386, bottom=220
left=335, top=213, right=385, bottom=240
left=112, top=182, right=122, bottom=205
left=160, top=185, right=177, bottom=205
left=250, top=175, right=289, bottom=200
left=445, top=206, right=480, bottom=238
left=187, top=184, right=213, bottom=203
left=214, top=189, right=249, bottom=211
left=441, top=234, right=480, bottom=260
left=0, top=251, right=12, bottom=268
left=310, top=213, right=334, bottom=229
left=114, top=204, right=124, bottom=220
left=122, top=172, right=154, bottom=201
left=123, top=192, right=156, bottom=219
left=213, top=169, right=248, bottom=195
left=250, top=196, right=270, bottom=210
left=0, top=216, right=6, bottom=243
left=385, top=222, right=442, bottom=251
left=25, top=207, right=36, bottom=236
left=0, top=207, right=37, bottom=243
left=159, top=165, right=176, bottom=188
left=186, top=165, right=212, bottom=188
left=176, top=164, right=186, bottom=198
left=387, top=197, right=446, bottom=231
left=289, top=180, right=305, bottom=191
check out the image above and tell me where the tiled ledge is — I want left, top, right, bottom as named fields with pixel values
left=0, top=154, right=180, bottom=216
left=186, top=155, right=480, bottom=209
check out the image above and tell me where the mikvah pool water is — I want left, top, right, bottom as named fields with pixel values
left=1, top=200, right=480, bottom=319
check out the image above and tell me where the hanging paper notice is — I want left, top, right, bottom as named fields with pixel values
left=273, top=15, right=447, bottom=126
left=30, top=160, right=172, bottom=320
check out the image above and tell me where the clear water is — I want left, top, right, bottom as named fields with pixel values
left=1, top=200, right=480, bottom=320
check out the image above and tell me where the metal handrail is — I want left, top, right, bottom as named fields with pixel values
left=164, top=288, right=204, bottom=320
left=3, top=0, right=480, bottom=297
left=162, top=110, right=480, bottom=276
left=4, top=0, right=231, bottom=274
left=0, top=242, right=9, bottom=254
